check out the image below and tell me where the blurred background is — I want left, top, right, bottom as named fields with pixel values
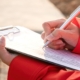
left=50, top=0, right=80, bottom=18
left=0, top=0, right=80, bottom=80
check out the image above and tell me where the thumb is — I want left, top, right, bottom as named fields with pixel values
left=0, top=36, right=5, bottom=49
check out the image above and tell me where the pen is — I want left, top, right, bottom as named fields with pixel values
left=43, top=6, right=80, bottom=48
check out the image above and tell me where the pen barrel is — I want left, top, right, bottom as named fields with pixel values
left=60, top=6, right=80, bottom=30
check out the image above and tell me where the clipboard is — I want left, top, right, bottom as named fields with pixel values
left=1, top=26, right=80, bottom=70
left=0, top=26, right=20, bottom=40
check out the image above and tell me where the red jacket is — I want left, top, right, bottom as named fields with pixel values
left=8, top=18, right=80, bottom=80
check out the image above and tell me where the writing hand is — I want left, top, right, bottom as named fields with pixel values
left=41, top=19, right=79, bottom=50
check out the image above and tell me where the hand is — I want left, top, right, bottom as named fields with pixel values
left=41, top=19, right=79, bottom=50
left=0, top=36, right=17, bottom=65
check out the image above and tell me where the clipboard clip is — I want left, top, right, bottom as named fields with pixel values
left=0, top=26, right=20, bottom=40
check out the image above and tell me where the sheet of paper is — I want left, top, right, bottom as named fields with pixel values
left=44, top=47, right=80, bottom=70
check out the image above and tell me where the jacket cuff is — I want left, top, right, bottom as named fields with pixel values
left=72, top=17, right=80, bottom=54
left=72, top=36, right=80, bottom=54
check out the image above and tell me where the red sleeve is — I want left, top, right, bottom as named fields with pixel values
left=8, top=55, right=64, bottom=80
left=8, top=55, right=80, bottom=80
left=72, top=17, right=80, bottom=54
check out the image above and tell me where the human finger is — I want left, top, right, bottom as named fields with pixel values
left=48, top=39, right=65, bottom=46
left=46, top=28, right=79, bottom=47
left=42, top=19, right=65, bottom=33
left=41, top=31, right=45, bottom=40
left=47, top=39, right=65, bottom=50
left=48, top=43, right=65, bottom=50
left=0, top=36, right=5, bottom=50
left=42, top=19, right=65, bottom=42
left=42, top=23, right=51, bottom=36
